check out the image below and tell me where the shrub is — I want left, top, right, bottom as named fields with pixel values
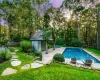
left=9, top=47, right=15, bottom=52
left=12, top=33, right=22, bottom=42
left=56, top=38, right=65, bottom=46
left=0, top=51, right=11, bottom=61
left=53, top=53, right=65, bottom=62
left=71, top=40, right=84, bottom=47
left=34, top=51, right=42, bottom=61
left=0, top=39, right=8, bottom=46
left=20, top=41, right=33, bottom=53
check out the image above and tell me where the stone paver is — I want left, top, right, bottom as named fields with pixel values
left=11, top=58, right=19, bottom=61
left=11, top=61, right=21, bottom=66
left=12, top=55, right=18, bottom=59
left=91, top=63, right=100, bottom=70
left=21, top=64, right=30, bottom=70
left=42, top=47, right=100, bottom=70
left=34, top=60, right=44, bottom=64
left=15, top=50, right=19, bottom=52
left=42, top=47, right=65, bottom=64
left=84, top=49, right=100, bottom=61
left=1, top=68, right=17, bottom=76
left=31, top=62, right=43, bottom=68
left=10, top=52, right=16, bottom=55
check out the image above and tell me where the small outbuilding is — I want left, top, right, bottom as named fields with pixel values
left=30, top=30, right=53, bottom=51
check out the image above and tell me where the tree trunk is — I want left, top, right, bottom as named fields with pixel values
left=96, top=7, right=100, bottom=49
left=97, top=32, right=100, bottom=49
left=45, top=41, right=48, bottom=54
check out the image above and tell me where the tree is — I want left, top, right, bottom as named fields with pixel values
left=96, top=3, right=100, bottom=49
left=43, top=28, right=52, bottom=54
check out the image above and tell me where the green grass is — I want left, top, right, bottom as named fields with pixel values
left=0, top=47, right=34, bottom=73
left=8, top=47, right=16, bottom=52
left=1, top=47, right=100, bottom=80
left=0, top=61, right=11, bottom=75
left=85, top=48, right=100, bottom=56
left=10, top=47, right=34, bottom=70
left=0, top=63, right=100, bottom=80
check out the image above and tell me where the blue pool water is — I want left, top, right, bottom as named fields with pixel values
left=63, top=48, right=100, bottom=63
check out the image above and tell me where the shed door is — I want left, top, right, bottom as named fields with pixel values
left=32, top=41, right=38, bottom=51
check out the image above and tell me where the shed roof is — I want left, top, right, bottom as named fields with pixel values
left=30, top=30, right=53, bottom=41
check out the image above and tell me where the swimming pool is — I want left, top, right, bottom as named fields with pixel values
left=62, top=48, right=100, bottom=63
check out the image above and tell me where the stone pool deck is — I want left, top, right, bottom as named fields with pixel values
left=42, top=47, right=66, bottom=64
left=42, top=47, right=100, bottom=70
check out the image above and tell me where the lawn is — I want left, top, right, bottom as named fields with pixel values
left=1, top=47, right=100, bottom=80
left=85, top=48, right=100, bottom=56
left=0, top=61, right=11, bottom=75
left=9, top=47, right=34, bottom=65
left=0, top=63, right=100, bottom=80
left=0, top=47, right=34, bottom=72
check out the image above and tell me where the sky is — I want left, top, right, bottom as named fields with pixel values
left=49, top=0, right=64, bottom=8
left=0, top=19, right=7, bottom=26
left=0, top=0, right=64, bottom=8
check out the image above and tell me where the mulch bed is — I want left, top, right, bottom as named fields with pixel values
left=0, top=59, right=9, bottom=64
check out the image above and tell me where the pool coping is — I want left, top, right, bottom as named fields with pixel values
left=42, top=47, right=100, bottom=70
left=62, top=47, right=100, bottom=70
left=83, top=49, right=100, bottom=61
left=62, top=47, right=100, bottom=63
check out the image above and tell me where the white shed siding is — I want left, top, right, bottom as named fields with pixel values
left=32, top=41, right=38, bottom=51
left=38, top=41, right=41, bottom=51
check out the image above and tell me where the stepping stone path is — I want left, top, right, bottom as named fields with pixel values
left=11, top=58, right=19, bottom=61
left=10, top=50, right=21, bottom=66
left=31, top=62, right=43, bottom=68
left=21, top=62, right=44, bottom=70
left=10, top=52, right=16, bottom=55
left=1, top=68, right=17, bottom=76
left=11, top=61, right=21, bottom=66
left=12, top=55, right=19, bottom=59
left=21, top=64, right=31, bottom=70
left=34, top=60, right=44, bottom=64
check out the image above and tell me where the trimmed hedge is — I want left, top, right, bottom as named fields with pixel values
left=0, top=51, right=11, bottom=62
left=34, top=51, right=42, bottom=61
left=71, top=40, right=84, bottom=47
left=56, top=38, right=65, bottom=46
left=20, top=41, right=33, bottom=53
left=53, top=53, right=65, bottom=62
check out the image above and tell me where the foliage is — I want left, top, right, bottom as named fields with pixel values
left=0, top=47, right=34, bottom=74
left=56, top=38, right=65, bottom=46
left=0, top=0, right=100, bottom=49
left=8, top=47, right=15, bottom=52
left=8, top=47, right=34, bottom=69
left=70, top=40, right=84, bottom=47
left=42, top=28, right=52, bottom=53
left=65, top=27, right=78, bottom=46
left=0, top=61, right=11, bottom=75
left=75, top=6, right=85, bottom=12
left=53, top=53, right=65, bottom=62
left=1, top=63, right=100, bottom=80
left=12, top=33, right=22, bottom=42
left=0, top=51, right=11, bottom=61
left=20, top=41, right=33, bottom=54
left=34, top=51, right=42, bottom=61
left=43, top=29, right=52, bottom=41
left=44, top=13, right=50, bottom=28
left=85, top=48, right=100, bottom=56
left=0, top=39, right=8, bottom=46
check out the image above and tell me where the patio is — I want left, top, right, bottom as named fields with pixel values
left=42, top=47, right=100, bottom=70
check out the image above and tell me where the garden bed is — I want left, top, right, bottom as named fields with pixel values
left=0, top=59, right=9, bottom=64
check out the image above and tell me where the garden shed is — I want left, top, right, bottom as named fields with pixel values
left=30, top=30, right=53, bottom=51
